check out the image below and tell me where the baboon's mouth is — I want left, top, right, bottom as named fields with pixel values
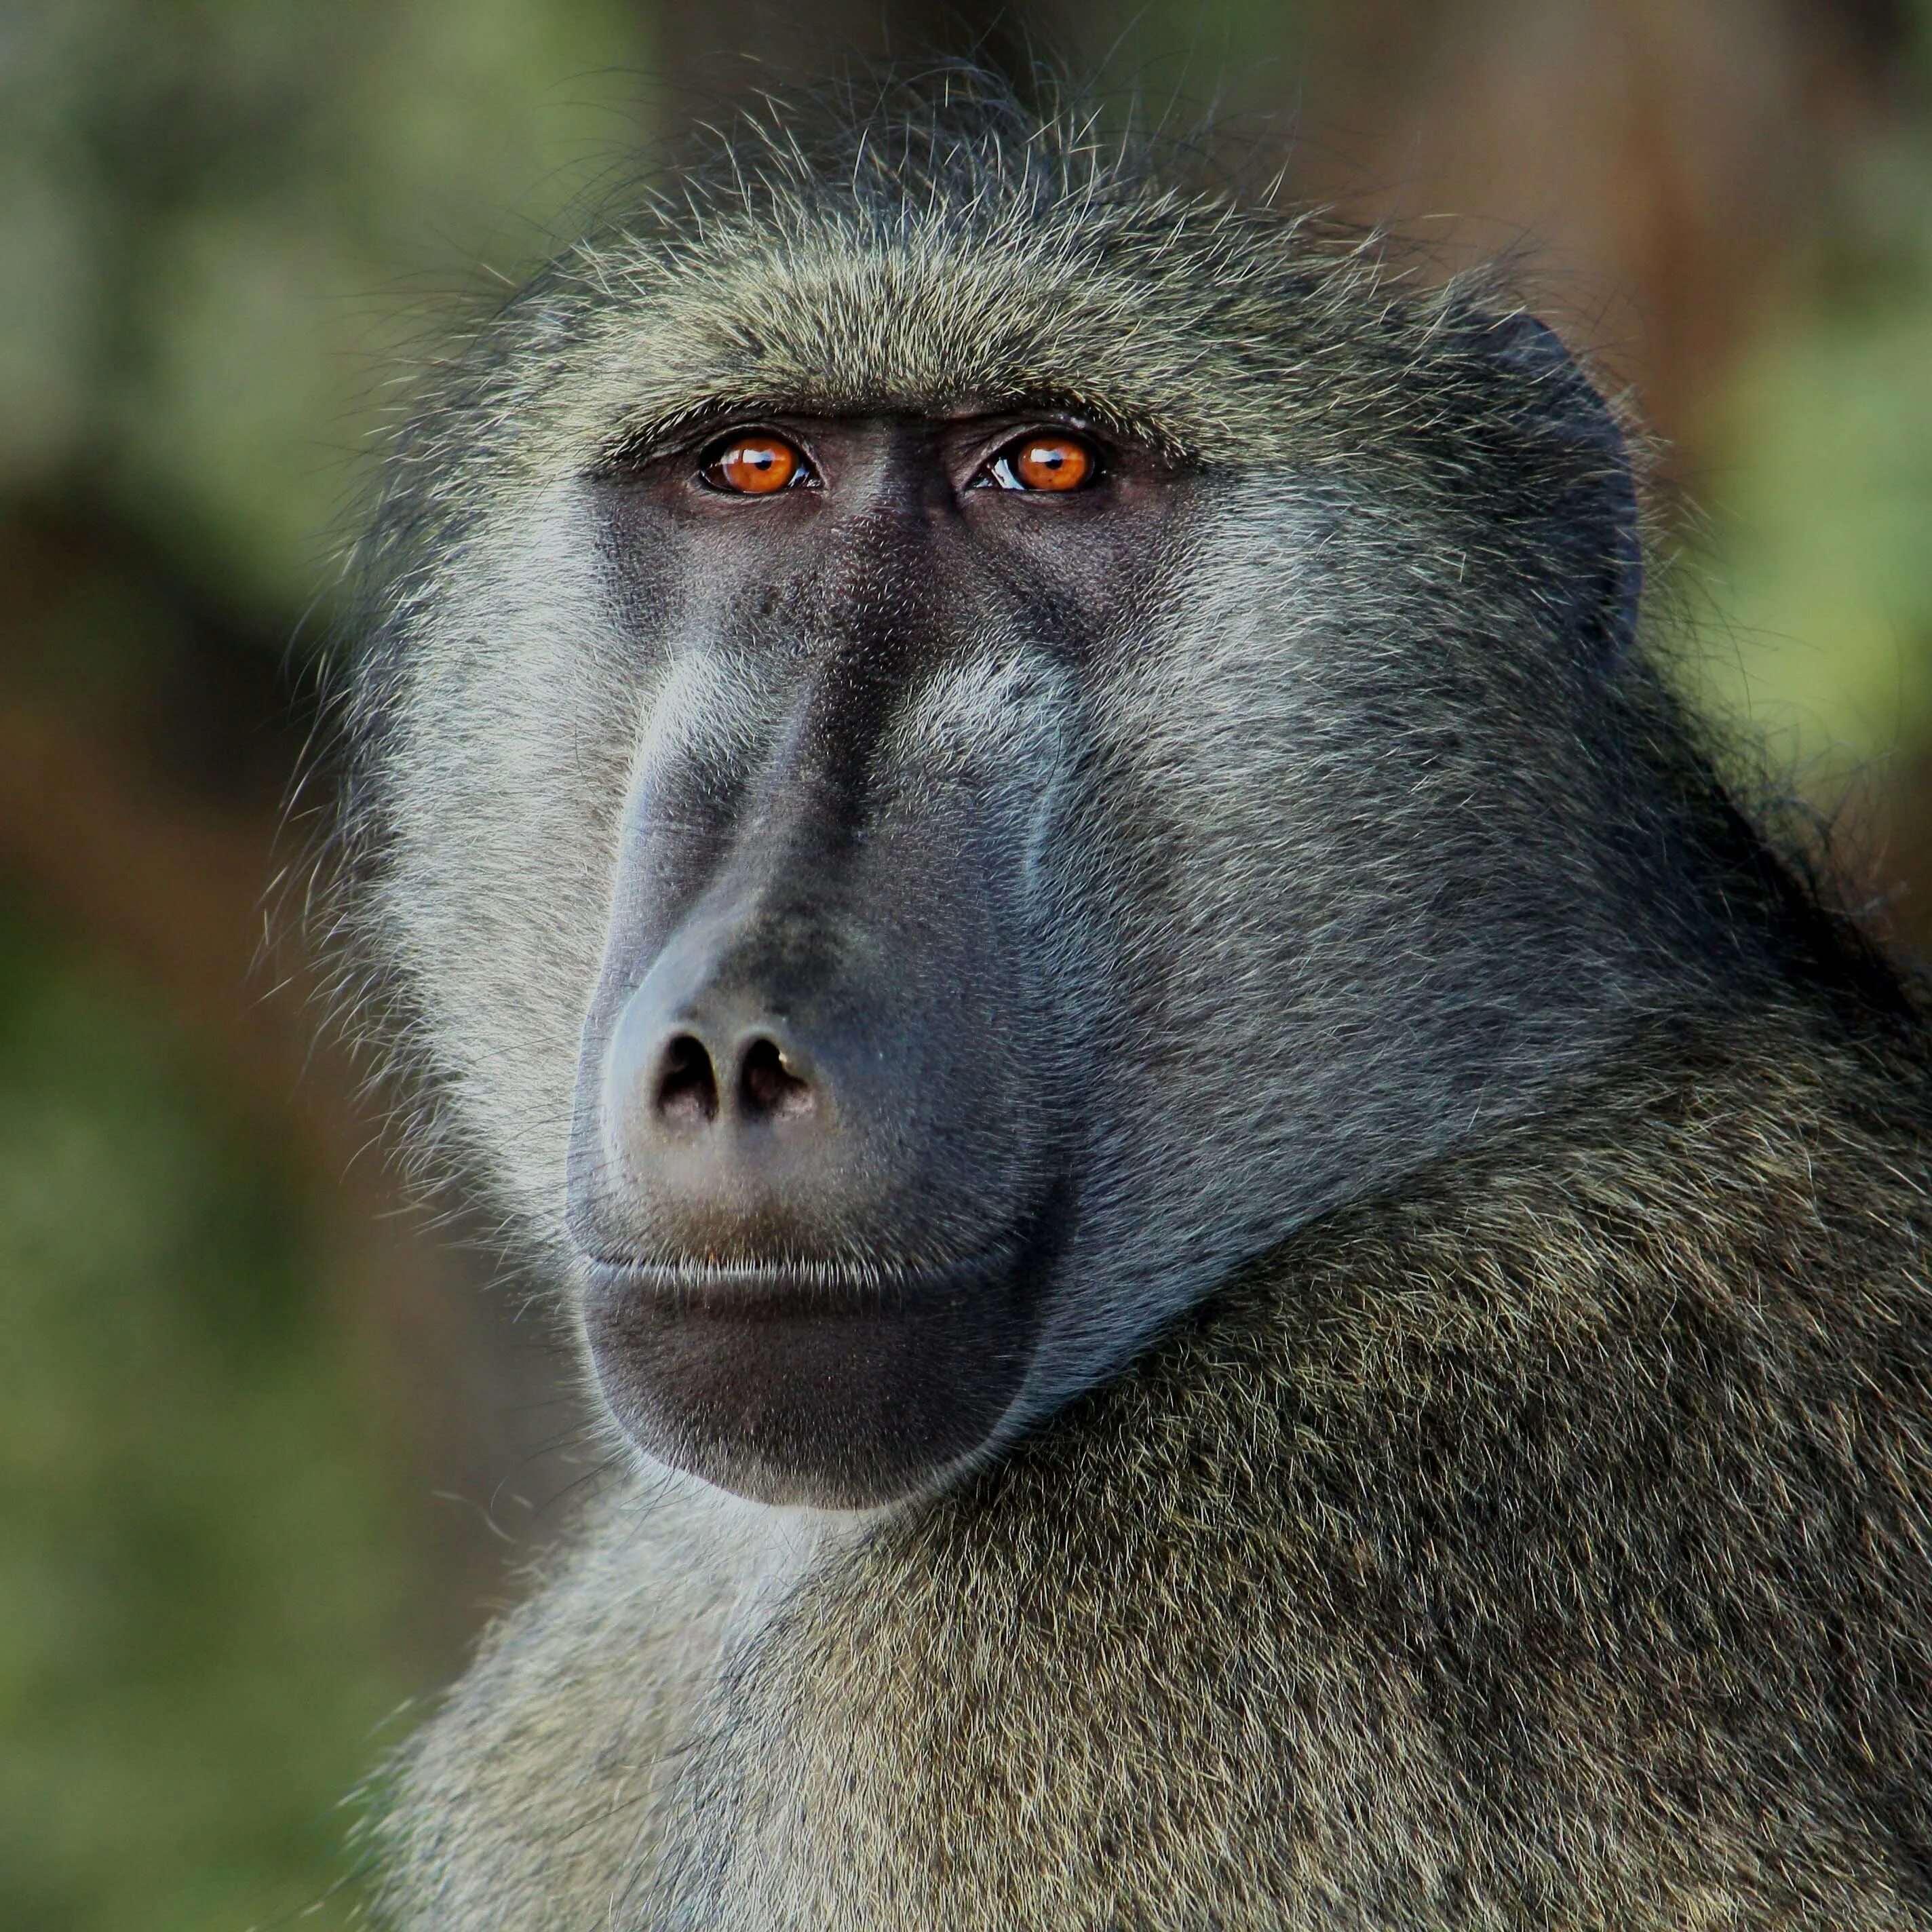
left=574, top=1220, right=1060, bottom=1509
left=577, top=1245, right=1026, bottom=1313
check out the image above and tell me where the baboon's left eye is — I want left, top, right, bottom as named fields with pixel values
left=984, top=433, right=1098, bottom=492
left=701, top=433, right=811, bottom=495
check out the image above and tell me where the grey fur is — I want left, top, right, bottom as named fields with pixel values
left=336, top=77, right=1932, bottom=1929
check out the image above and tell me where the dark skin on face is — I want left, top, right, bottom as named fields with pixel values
left=603, top=410, right=1173, bottom=657
left=566, top=410, right=1185, bottom=1507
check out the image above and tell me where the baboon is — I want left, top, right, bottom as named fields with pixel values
left=339, top=77, right=1932, bottom=1931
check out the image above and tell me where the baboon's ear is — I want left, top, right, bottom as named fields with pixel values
left=1465, top=310, right=1643, bottom=665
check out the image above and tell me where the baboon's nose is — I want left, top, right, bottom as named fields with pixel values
left=651, top=1029, right=817, bottom=1134
left=583, top=885, right=952, bottom=1259
left=598, top=902, right=852, bottom=1211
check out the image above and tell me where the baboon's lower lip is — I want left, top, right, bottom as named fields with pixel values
left=574, top=1235, right=1052, bottom=1507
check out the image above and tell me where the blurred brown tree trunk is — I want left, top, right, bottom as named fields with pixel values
left=1255, top=0, right=1908, bottom=456
left=649, top=0, right=1042, bottom=102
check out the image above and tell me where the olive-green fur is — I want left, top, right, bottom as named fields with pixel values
left=731, top=1020, right=1932, bottom=1927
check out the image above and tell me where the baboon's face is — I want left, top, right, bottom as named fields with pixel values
left=370, top=210, right=1644, bottom=1508
left=563, top=410, right=1182, bottom=1505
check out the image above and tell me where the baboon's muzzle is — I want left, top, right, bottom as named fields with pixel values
left=564, top=657, right=1060, bottom=1508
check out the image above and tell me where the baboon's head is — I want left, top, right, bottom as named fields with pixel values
left=347, top=87, right=1673, bottom=1508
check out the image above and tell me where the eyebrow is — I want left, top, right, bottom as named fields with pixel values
left=590, top=389, right=1193, bottom=474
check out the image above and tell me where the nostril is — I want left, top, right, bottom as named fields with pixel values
left=739, top=1037, right=815, bottom=1123
left=655, top=1033, right=719, bottom=1130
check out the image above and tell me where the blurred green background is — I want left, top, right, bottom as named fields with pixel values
left=1, top=2, right=1929, bottom=1926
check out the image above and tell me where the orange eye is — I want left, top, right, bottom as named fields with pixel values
left=703, top=433, right=806, bottom=495
left=989, top=433, right=1097, bottom=492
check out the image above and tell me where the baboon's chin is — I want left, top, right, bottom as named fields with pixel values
left=577, top=1252, right=1046, bottom=1509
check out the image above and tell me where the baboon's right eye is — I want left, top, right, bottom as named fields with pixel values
left=700, top=433, right=811, bottom=495
left=983, top=431, right=1098, bottom=492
